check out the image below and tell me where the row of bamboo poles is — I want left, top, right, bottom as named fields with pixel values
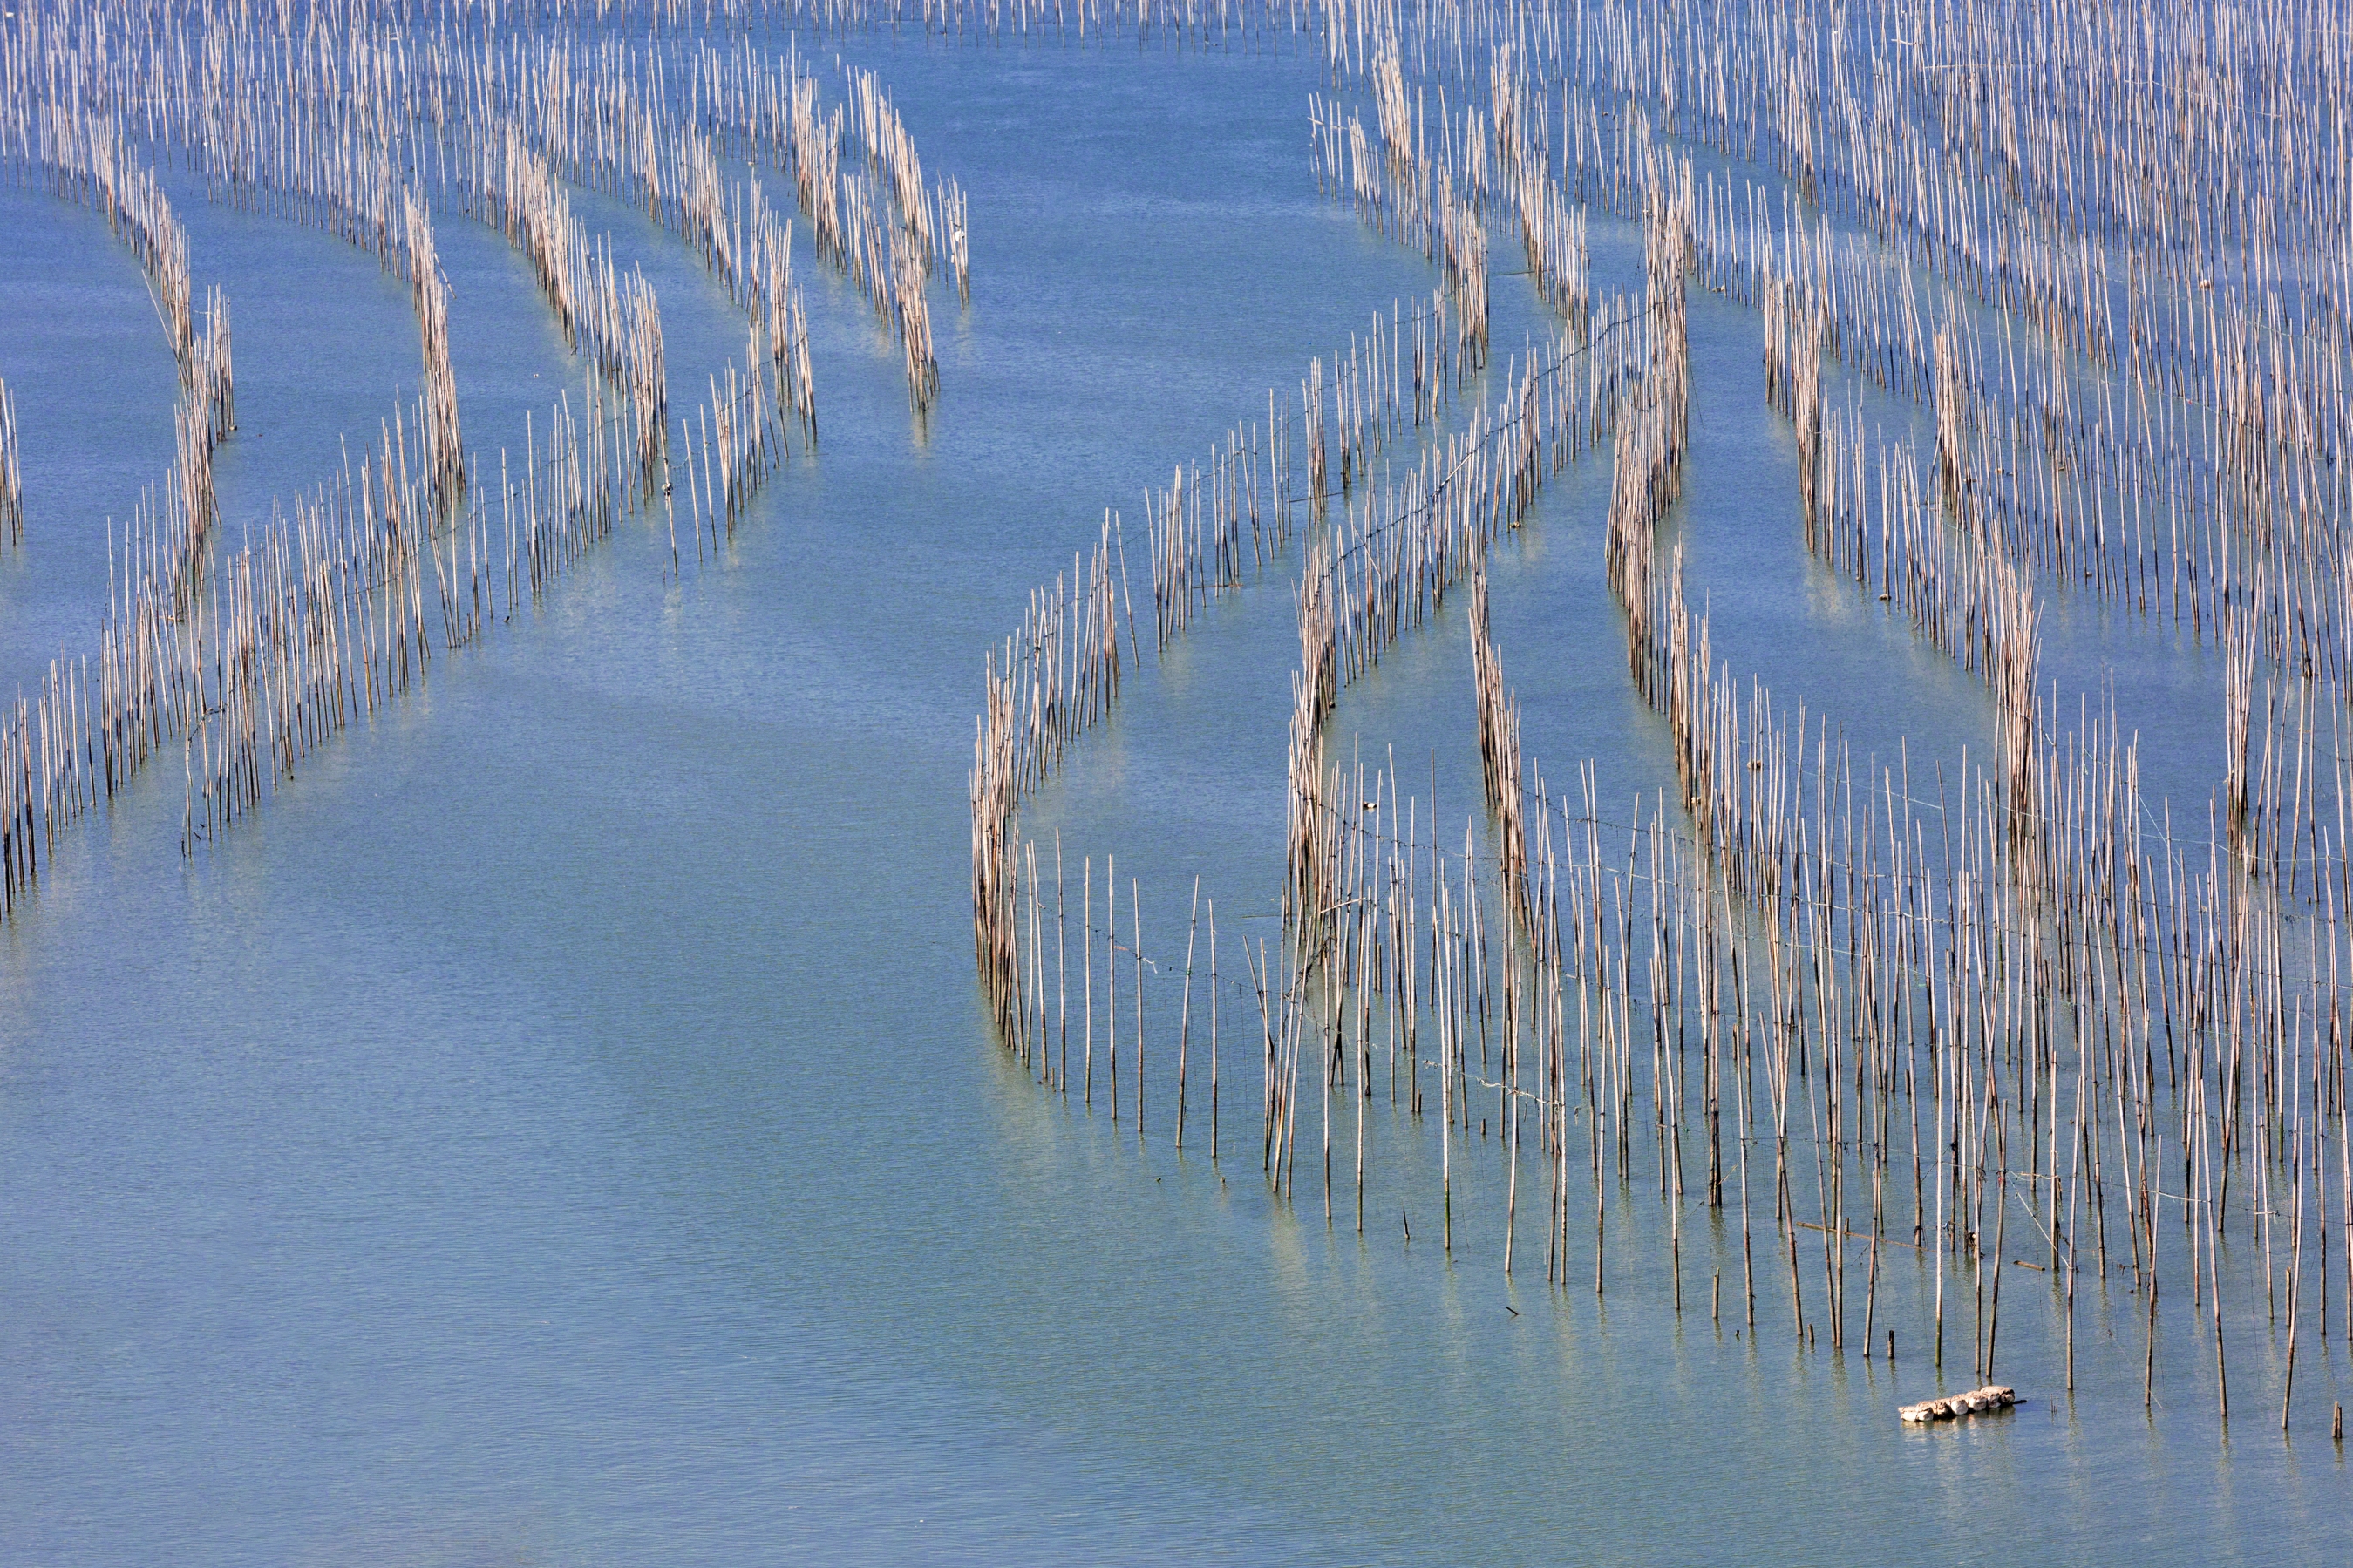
left=1751, top=223, right=2353, bottom=906
left=0, top=0, right=2345, bottom=1440
left=1, top=3, right=980, bottom=427
left=0, top=375, right=20, bottom=546
left=975, top=276, right=1494, bottom=1049
left=1309, top=0, right=2347, bottom=338
left=1319, top=25, right=2353, bottom=927
left=1745, top=191, right=2353, bottom=693
left=1144, top=288, right=1471, bottom=660
left=1302, top=10, right=2353, bottom=726
left=29, top=98, right=195, bottom=362
left=978, top=222, right=1667, bottom=1123
left=991, top=481, right=2353, bottom=1434
left=0, top=370, right=654, bottom=912
left=986, top=272, right=2353, bottom=1434
left=969, top=0, right=2353, bottom=1436
left=0, top=6, right=866, bottom=918
left=990, top=662, right=2353, bottom=1434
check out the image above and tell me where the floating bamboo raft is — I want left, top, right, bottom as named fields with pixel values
left=1901, top=1386, right=2018, bottom=1425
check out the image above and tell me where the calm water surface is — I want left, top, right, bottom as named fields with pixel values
left=0, top=37, right=2342, bottom=1566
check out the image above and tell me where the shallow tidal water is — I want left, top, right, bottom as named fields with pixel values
left=0, top=33, right=2344, bottom=1567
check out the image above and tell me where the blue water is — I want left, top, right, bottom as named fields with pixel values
left=0, top=33, right=2343, bottom=1567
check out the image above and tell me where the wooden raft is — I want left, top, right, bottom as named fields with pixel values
left=1900, top=1385, right=2017, bottom=1424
